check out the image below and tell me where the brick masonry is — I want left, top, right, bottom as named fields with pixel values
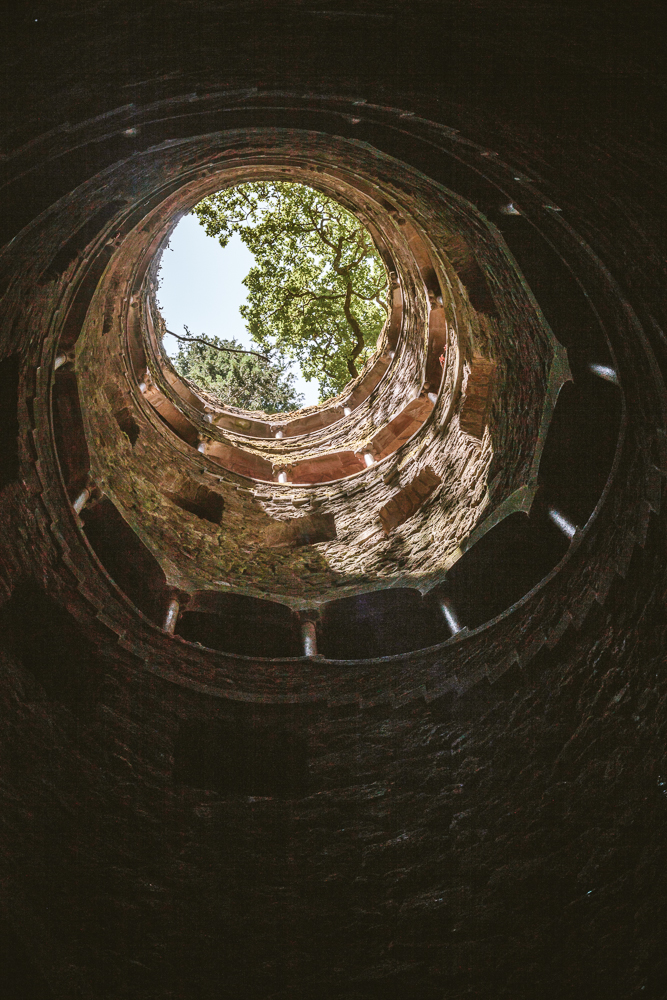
left=0, top=6, right=665, bottom=1000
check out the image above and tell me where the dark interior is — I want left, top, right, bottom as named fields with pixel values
left=538, top=378, right=622, bottom=526
left=0, top=916, right=56, bottom=1000
left=0, top=579, right=101, bottom=706
left=492, top=213, right=609, bottom=352
left=427, top=510, right=570, bottom=632
left=81, top=497, right=169, bottom=624
left=318, top=588, right=434, bottom=659
left=176, top=592, right=302, bottom=657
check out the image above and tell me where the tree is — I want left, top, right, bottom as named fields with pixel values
left=193, top=181, right=388, bottom=399
left=171, top=327, right=304, bottom=413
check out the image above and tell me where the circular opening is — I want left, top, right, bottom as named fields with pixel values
left=44, top=128, right=624, bottom=676
left=156, top=181, right=389, bottom=414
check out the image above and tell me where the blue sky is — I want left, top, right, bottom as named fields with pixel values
left=156, top=213, right=321, bottom=406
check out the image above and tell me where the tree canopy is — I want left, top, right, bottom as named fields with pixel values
left=192, top=181, right=389, bottom=399
left=171, top=327, right=304, bottom=413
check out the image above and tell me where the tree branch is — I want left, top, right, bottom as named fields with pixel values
left=165, top=330, right=270, bottom=362
left=283, top=289, right=346, bottom=303
left=342, top=283, right=365, bottom=378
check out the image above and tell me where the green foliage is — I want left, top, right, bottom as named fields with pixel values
left=193, top=181, right=388, bottom=399
left=172, top=329, right=304, bottom=413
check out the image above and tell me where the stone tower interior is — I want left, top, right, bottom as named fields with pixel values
left=1, top=3, right=666, bottom=998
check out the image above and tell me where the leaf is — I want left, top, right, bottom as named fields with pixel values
left=191, top=181, right=389, bottom=400
left=171, top=333, right=304, bottom=413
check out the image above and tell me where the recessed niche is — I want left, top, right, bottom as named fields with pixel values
left=318, top=588, right=434, bottom=659
left=81, top=497, right=169, bottom=624
left=163, top=482, right=224, bottom=525
left=175, top=591, right=302, bottom=658
left=427, top=511, right=569, bottom=634
left=538, top=379, right=621, bottom=526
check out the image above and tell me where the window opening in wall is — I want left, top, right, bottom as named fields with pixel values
left=157, top=181, right=388, bottom=412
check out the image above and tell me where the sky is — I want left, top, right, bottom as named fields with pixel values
left=156, top=213, right=321, bottom=407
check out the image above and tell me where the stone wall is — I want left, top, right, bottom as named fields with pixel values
left=0, top=4, right=666, bottom=999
